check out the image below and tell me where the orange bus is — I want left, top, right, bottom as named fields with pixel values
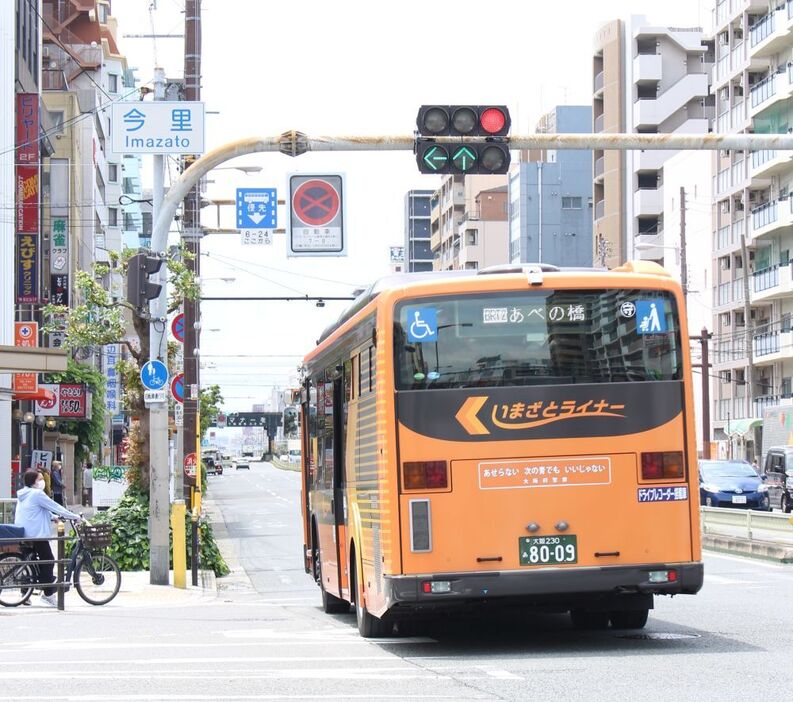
left=300, top=261, right=703, bottom=637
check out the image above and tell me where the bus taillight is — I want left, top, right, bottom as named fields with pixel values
left=404, top=461, right=448, bottom=490
left=641, top=451, right=685, bottom=480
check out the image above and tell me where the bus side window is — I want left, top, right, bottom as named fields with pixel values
left=357, top=351, right=363, bottom=396
left=368, top=346, right=374, bottom=392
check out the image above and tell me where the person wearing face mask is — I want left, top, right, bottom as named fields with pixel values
left=14, top=470, right=83, bottom=607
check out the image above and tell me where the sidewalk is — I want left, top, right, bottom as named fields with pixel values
left=202, top=493, right=256, bottom=594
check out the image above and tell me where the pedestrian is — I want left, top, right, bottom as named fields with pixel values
left=38, top=465, right=52, bottom=498
left=51, top=460, right=64, bottom=506
left=82, top=462, right=93, bottom=507
left=13, top=470, right=83, bottom=607
left=752, top=459, right=761, bottom=476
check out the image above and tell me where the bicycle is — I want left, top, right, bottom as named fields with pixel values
left=0, top=519, right=121, bottom=607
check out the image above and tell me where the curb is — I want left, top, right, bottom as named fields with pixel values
left=269, top=458, right=299, bottom=472
left=703, top=534, right=793, bottom=563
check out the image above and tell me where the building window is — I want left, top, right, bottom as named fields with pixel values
left=47, top=111, right=65, bottom=135
left=562, top=196, right=583, bottom=209
left=466, top=230, right=477, bottom=246
left=464, top=261, right=478, bottom=270
left=108, top=74, right=119, bottom=93
left=782, top=377, right=792, bottom=397
left=721, top=370, right=731, bottom=384
left=108, top=207, right=118, bottom=227
left=108, top=164, right=118, bottom=182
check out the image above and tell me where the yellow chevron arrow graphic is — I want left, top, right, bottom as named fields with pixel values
left=455, top=396, right=490, bottom=435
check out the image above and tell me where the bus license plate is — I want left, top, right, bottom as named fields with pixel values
left=732, top=495, right=747, bottom=504
left=519, top=535, right=577, bottom=566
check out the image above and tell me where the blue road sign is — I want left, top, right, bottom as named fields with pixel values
left=140, top=360, right=169, bottom=391
left=236, top=188, right=277, bottom=229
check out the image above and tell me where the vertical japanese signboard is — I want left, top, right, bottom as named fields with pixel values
left=16, top=93, right=39, bottom=303
left=103, top=344, right=121, bottom=415
left=49, top=159, right=70, bottom=309
left=12, top=322, right=38, bottom=394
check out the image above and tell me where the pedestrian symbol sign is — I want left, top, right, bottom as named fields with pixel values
left=636, top=300, right=667, bottom=334
left=140, top=360, right=169, bottom=390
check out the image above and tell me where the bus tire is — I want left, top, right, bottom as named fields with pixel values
left=312, top=525, right=348, bottom=614
left=609, top=609, right=649, bottom=630
left=570, top=609, right=610, bottom=630
left=351, top=551, right=391, bottom=638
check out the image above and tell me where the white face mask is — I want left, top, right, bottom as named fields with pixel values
left=34, top=480, right=45, bottom=491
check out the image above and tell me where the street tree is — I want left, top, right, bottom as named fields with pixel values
left=42, top=250, right=199, bottom=492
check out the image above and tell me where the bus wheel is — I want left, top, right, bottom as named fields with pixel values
left=570, top=609, right=610, bottom=630
left=352, top=557, right=391, bottom=638
left=313, top=532, right=348, bottom=614
left=609, top=609, right=649, bottom=630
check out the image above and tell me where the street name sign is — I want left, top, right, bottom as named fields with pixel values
left=111, top=102, right=205, bottom=155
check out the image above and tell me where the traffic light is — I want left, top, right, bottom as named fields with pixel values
left=415, top=105, right=511, bottom=175
left=126, top=252, right=164, bottom=309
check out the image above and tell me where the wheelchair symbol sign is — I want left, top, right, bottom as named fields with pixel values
left=406, top=307, right=438, bottom=342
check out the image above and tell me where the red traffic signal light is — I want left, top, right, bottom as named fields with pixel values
left=416, top=105, right=511, bottom=137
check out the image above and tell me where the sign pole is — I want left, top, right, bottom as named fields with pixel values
left=149, top=66, right=170, bottom=586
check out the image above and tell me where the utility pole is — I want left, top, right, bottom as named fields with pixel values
left=691, top=328, right=712, bottom=459
left=182, top=0, right=203, bottom=586
left=679, top=186, right=688, bottom=298
left=149, top=67, right=170, bottom=586
left=740, top=233, right=755, bottom=421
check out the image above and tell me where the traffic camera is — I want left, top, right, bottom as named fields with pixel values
left=415, top=105, right=511, bottom=175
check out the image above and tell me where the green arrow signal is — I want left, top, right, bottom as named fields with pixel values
left=423, top=145, right=448, bottom=171
left=452, top=146, right=477, bottom=172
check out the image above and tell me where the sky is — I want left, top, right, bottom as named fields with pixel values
left=110, top=0, right=712, bottom=412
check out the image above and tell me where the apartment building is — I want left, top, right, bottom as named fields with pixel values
left=710, top=0, right=793, bottom=459
left=508, top=105, right=593, bottom=267
left=593, top=17, right=714, bottom=267
left=403, top=190, right=433, bottom=272
left=430, top=175, right=508, bottom=271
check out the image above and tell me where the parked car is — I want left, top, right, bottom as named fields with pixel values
left=763, top=446, right=793, bottom=513
left=203, top=449, right=223, bottom=476
left=698, top=459, right=770, bottom=510
left=287, top=449, right=301, bottom=464
left=220, top=453, right=234, bottom=473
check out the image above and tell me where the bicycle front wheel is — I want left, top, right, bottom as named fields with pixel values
left=0, top=552, right=35, bottom=607
left=74, top=552, right=121, bottom=605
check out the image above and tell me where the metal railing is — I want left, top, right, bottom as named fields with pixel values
left=701, top=506, right=793, bottom=542
left=750, top=74, right=777, bottom=107
left=0, top=530, right=70, bottom=611
left=753, top=263, right=780, bottom=291
left=750, top=11, right=775, bottom=47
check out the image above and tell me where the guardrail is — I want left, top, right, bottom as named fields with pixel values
left=701, top=506, right=793, bottom=541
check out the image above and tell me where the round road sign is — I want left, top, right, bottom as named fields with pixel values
left=171, top=313, right=185, bottom=343
left=292, top=179, right=340, bottom=227
left=171, top=373, right=184, bottom=404
left=184, top=452, right=197, bottom=478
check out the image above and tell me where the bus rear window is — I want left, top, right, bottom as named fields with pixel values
left=394, top=289, right=682, bottom=390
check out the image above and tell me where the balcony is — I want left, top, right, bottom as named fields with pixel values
left=752, top=261, right=793, bottom=302
left=594, top=200, right=605, bottom=220
left=752, top=329, right=793, bottom=366
left=749, top=8, right=792, bottom=57
left=749, top=71, right=792, bottom=117
left=715, top=397, right=755, bottom=421
left=750, top=148, right=793, bottom=178
left=751, top=197, right=793, bottom=240
left=715, top=333, right=747, bottom=364
left=633, top=53, right=663, bottom=82
left=594, top=71, right=604, bottom=96
left=634, top=187, right=663, bottom=216
left=592, top=157, right=604, bottom=183
left=634, top=231, right=664, bottom=259
left=754, top=394, right=793, bottom=416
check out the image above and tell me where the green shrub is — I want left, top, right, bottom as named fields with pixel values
left=90, top=490, right=229, bottom=576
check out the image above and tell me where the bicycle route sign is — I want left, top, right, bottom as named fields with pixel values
left=140, top=360, right=168, bottom=391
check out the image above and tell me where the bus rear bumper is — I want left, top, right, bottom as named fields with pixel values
left=384, top=562, right=703, bottom=611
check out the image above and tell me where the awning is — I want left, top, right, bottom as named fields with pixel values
left=0, top=345, right=67, bottom=373
left=12, top=387, right=56, bottom=402
left=725, top=417, right=762, bottom=437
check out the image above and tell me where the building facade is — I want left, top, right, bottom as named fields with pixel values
left=710, top=0, right=793, bottom=460
left=403, top=189, right=433, bottom=272
left=431, top=175, right=509, bottom=271
left=508, top=105, right=593, bottom=267
left=593, top=17, right=714, bottom=267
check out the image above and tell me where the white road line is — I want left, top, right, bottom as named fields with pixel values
left=705, top=574, right=763, bottom=585
left=0, top=695, right=463, bottom=700
left=704, top=552, right=792, bottom=569
left=483, top=668, right=523, bottom=680
left=0, top=669, right=450, bottom=681
left=0, top=656, right=393, bottom=668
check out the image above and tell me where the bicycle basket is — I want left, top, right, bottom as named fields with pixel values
left=77, top=523, right=112, bottom=549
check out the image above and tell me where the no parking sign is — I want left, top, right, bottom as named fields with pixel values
left=288, top=174, right=346, bottom=257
